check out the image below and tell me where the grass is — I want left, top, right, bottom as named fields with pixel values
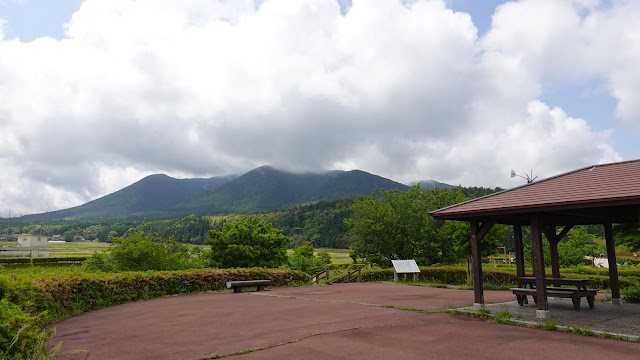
left=493, top=311, right=516, bottom=325
left=536, top=319, right=558, bottom=331
left=1, top=240, right=111, bottom=257
left=314, top=247, right=352, bottom=264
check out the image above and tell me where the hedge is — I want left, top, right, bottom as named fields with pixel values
left=0, top=256, right=88, bottom=265
left=1, top=268, right=309, bottom=323
left=0, top=268, right=309, bottom=358
left=358, top=265, right=640, bottom=290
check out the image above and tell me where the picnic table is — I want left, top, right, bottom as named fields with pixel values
left=511, top=277, right=598, bottom=311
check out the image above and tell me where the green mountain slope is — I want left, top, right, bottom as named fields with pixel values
left=14, top=166, right=421, bottom=222
left=19, top=174, right=234, bottom=221
left=177, top=166, right=411, bottom=215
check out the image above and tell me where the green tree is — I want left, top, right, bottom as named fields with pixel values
left=614, top=223, right=640, bottom=252
left=288, top=242, right=332, bottom=274
left=207, top=218, right=289, bottom=268
left=522, top=226, right=600, bottom=267
left=557, top=228, right=597, bottom=267
left=83, top=233, right=202, bottom=272
left=345, top=186, right=469, bottom=266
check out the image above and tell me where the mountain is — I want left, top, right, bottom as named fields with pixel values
left=410, top=179, right=455, bottom=189
left=177, top=166, right=411, bottom=214
left=13, top=166, right=414, bottom=221
left=18, top=174, right=235, bottom=221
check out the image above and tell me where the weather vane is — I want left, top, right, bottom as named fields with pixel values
left=510, top=169, right=537, bottom=184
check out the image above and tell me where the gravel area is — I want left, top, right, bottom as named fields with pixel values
left=460, top=298, right=640, bottom=338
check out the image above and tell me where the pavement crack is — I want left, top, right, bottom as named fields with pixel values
left=249, top=292, right=436, bottom=313
left=198, top=322, right=419, bottom=359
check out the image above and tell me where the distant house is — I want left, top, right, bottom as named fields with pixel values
left=0, top=234, right=51, bottom=258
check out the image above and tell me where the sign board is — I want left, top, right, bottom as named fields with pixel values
left=392, top=260, right=420, bottom=274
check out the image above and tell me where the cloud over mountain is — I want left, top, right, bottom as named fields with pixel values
left=0, top=0, right=632, bottom=216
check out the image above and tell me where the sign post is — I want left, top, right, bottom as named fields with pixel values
left=391, top=260, right=421, bottom=282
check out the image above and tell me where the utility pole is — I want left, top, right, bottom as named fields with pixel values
left=6, top=209, right=10, bottom=242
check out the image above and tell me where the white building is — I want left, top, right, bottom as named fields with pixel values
left=0, top=234, right=51, bottom=258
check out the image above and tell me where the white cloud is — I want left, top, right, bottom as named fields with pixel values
left=0, top=0, right=633, bottom=216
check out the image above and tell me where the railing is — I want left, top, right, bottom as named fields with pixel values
left=332, top=267, right=362, bottom=284
left=312, top=267, right=331, bottom=283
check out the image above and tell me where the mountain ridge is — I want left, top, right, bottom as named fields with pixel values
left=11, top=166, right=452, bottom=222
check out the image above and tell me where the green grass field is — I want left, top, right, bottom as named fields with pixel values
left=1, top=240, right=110, bottom=257
left=315, top=247, right=352, bottom=264
left=3, top=240, right=354, bottom=264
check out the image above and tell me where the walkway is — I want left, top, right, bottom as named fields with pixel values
left=49, top=283, right=640, bottom=359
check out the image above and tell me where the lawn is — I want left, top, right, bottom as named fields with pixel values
left=1, top=240, right=111, bottom=257
left=315, top=247, right=352, bottom=264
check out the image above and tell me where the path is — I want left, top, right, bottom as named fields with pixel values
left=49, top=283, right=639, bottom=359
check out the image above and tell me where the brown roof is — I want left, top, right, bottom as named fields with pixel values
left=430, top=159, right=640, bottom=225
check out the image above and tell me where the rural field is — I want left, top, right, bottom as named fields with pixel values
left=1, top=240, right=354, bottom=264
left=1, top=239, right=110, bottom=257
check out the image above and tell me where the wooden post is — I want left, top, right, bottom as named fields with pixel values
left=549, top=239, right=560, bottom=279
left=530, top=214, right=548, bottom=315
left=604, top=223, right=620, bottom=304
left=542, top=224, right=572, bottom=281
left=470, top=219, right=484, bottom=307
left=513, top=225, right=525, bottom=284
left=358, top=267, right=362, bottom=283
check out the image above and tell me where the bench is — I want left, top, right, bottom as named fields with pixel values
left=226, top=280, right=272, bottom=293
left=511, top=287, right=597, bottom=311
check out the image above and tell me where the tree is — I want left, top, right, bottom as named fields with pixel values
left=522, top=226, right=601, bottom=267
left=614, top=223, right=640, bottom=252
left=83, top=233, right=203, bottom=272
left=288, top=241, right=331, bottom=274
left=345, top=186, right=471, bottom=266
left=207, top=218, right=289, bottom=268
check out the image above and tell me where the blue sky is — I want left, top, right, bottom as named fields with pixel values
left=0, top=0, right=638, bottom=216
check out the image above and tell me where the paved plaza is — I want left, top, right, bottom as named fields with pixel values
left=50, top=283, right=640, bottom=360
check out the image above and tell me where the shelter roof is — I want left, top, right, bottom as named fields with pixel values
left=430, top=159, right=640, bottom=225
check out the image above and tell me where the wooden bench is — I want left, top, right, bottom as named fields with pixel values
left=511, top=287, right=597, bottom=311
left=226, top=280, right=272, bottom=293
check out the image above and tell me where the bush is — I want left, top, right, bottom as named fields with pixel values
left=83, top=234, right=203, bottom=272
left=208, top=219, right=289, bottom=268
left=622, top=283, right=640, bottom=303
left=0, top=268, right=309, bottom=358
left=0, top=257, right=87, bottom=265
left=288, top=242, right=332, bottom=274
left=0, top=298, right=55, bottom=360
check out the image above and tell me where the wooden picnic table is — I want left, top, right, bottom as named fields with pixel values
left=518, top=276, right=589, bottom=290
left=512, top=277, right=597, bottom=311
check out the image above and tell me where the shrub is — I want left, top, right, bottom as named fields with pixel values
left=0, top=298, right=55, bottom=360
left=622, top=283, right=640, bottom=303
left=83, top=234, right=203, bottom=272
left=288, top=242, right=332, bottom=274
left=208, top=219, right=289, bottom=268
left=0, top=268, right=309, bottom=358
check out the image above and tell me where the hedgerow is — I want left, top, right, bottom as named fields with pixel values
left=0, top=268, right=309, bottom=359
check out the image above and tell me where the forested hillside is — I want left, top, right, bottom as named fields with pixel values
left=9, top=166, right=411, bottom=222
left=3, top=186, right=505, bottom=249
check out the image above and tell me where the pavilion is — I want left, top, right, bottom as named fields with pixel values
left=430, top=159, right=640, bottom=318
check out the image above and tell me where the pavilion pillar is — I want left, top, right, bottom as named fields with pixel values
left=542, top=225, right=573, bottom=281
left=513, top=225, right=526, bottom=285
left=470, top=219, right=484, bottom=308
left=604, top=223, right=621, bottom=305
left=543, top=226, right=561, bottom=280
left=549, top=240, right=560, bottom=279
left=530, top=214, right=549, bottom=317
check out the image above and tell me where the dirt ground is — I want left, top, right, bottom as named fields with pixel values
left=49, top=283, right=640, bottom=360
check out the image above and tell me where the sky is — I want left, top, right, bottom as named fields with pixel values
left=1, top=0, right=639, bottom=217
